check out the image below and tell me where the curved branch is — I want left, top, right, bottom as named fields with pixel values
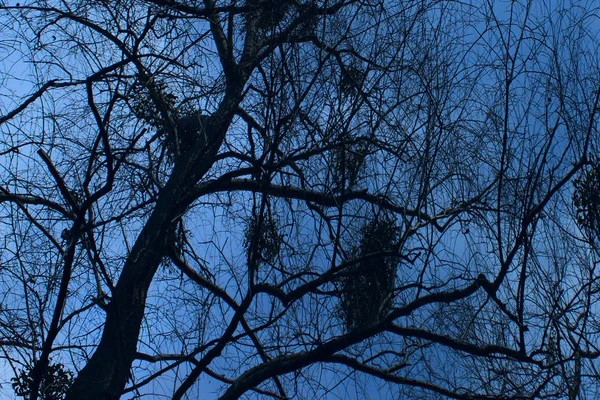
left=195, top=178, right=443, bottom=229
left=219, top=280, right=485, bottom=400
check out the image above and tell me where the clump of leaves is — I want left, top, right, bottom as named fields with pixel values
left=130, top=78, right=178, bottom=128
left=244, top=0, right=294, bottom=32
left=573, top=159, right=600, bottom=238
left=340, top=65, right=365, bottom=95
left=243, top=210, right=284, bottom=266
left=130, top=78, right=211, bottom=161
left=332, top=130, right=369, bottom=191
left=12, top=362, right=74, bottom=400
left=339, top=217, right=400, bottom=331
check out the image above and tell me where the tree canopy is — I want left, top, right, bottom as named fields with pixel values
left=1, top=0, right=600, bottom=399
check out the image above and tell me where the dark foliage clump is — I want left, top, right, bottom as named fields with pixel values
left=332, top=130, right=369, bottom=191
left=12, top=362, right=73, bottom=400
left=130, top=78, right=178, bottom=129
left=244, top=0, right=295, bottom=32
left=339, top=217, right=400, bottom=331
left=340, top=65, right=365, bottom=95
left=169, top=111, right=211, bottom=153
left=243, top=210, right=284, bottom=267
left=574, top=159, right=600, bottom=238
left=130, top=78, right=210, bottom=158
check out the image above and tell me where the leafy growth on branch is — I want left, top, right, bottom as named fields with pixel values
left=245, top=0, right=295, bottom=32
left=573, top=159, right=600, bottom=237
left=243, top=210, right=284, bottom=266
left=12, top=362, right=73, bottom=400
left=130, top=79, right=178, bottom=128
left=339, top=217, right=400, bottom=331
left=332, top=130, right=369, bottom=191
left=340, top=65, right=365, bottom=95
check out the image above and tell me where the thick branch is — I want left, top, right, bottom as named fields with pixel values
left=219, top=281, right=485, bottom=400
left=195, top=178, right=442, bottom=228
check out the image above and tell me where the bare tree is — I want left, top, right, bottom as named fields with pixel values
left=1, top=0, right=600, bottom=399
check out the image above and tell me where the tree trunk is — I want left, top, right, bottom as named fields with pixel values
left=66, top=110, right=233, bottom=399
